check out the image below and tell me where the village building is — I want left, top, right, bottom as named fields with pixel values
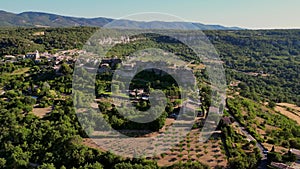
left=25, top=50, right=40, bottom=60
left=33, top=31, right=45, bottom=36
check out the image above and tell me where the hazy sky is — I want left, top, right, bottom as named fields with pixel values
left=1, top=0, right=300, bottom=29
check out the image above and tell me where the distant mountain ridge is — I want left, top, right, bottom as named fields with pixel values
left=0, top=10, right=242, bottom=30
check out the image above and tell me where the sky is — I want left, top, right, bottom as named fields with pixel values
left=1, top=0, right=300, bottom=29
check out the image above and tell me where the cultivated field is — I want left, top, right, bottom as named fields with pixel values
left=275, top=103, right=300, bottom=125
left=82, top=117, right=227, bottom=168
left=156, top=130, right=227, bottom=168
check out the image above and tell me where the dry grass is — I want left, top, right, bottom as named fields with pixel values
left=275, top=103, right=300, bottom=125
left=231, top=122, right=245, bottom=136
left=188, top=63, right=206, bottom=70
left=262, top=143, right=288, bottom=154
left=32, top=107, right=52, bottom=118
left=277, top=103, right=300, bottom=112
left=256, top=128, right=266, bottom=136
left=255, top=117, right=279, bottom=136
left=3, top=67, right=30, bottom=76
left=229, top=81, right=241, bottom=87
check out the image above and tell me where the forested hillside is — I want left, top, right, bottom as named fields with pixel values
left=0, top=27, right=300, bottom=169
left=0, top=10, right=240, bottom=30
left=1, top=27, right=299, bottom=104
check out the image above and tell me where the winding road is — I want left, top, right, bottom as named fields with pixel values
left=226, top=107, right=268, bottom=169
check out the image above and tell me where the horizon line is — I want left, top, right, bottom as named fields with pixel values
left=1, top=9, right=300, bottom=30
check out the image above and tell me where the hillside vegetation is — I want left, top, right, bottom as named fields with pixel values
left=0, top=27, right=300, bottom=169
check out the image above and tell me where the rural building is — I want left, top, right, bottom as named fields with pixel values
left=25, top=50, right=40, bottom=60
